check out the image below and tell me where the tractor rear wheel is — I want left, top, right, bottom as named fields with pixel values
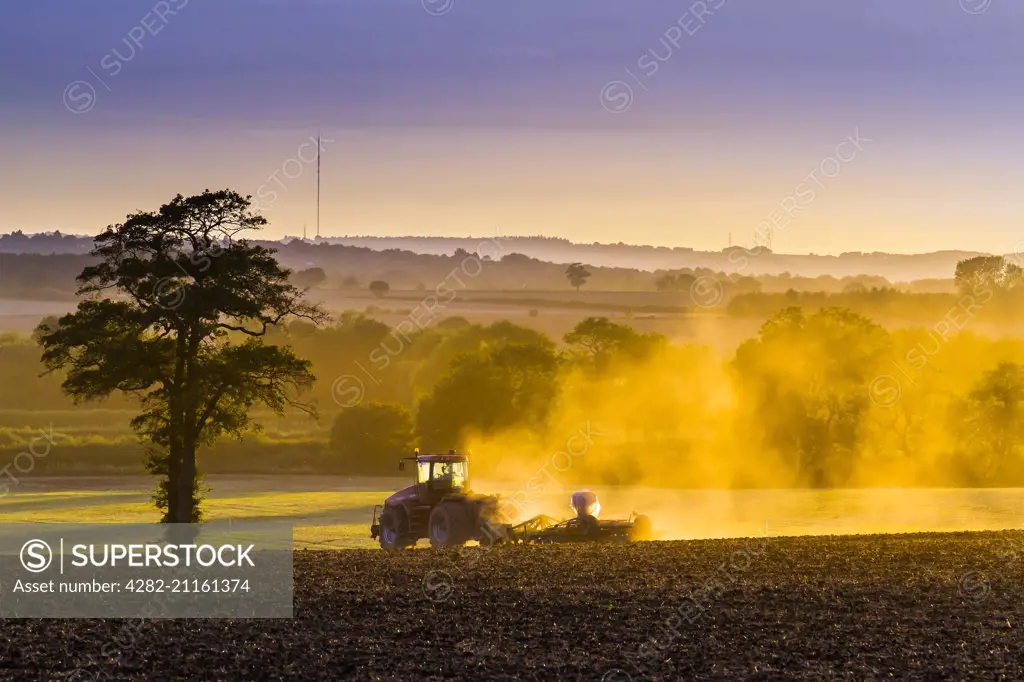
left=428, top=501, right=473, bottom=548
left=379, top=506, right=414, bottom=550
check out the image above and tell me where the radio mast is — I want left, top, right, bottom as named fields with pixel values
left=316, top=130, right=321, bottom=239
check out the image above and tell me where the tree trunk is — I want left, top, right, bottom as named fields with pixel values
left=165, top=441, right=181, bottom=523
left=176, top=438, right=197, bottom=523
left=168, top=324, right=190, bottom=523
left=174, top=327, right=201, bottom=524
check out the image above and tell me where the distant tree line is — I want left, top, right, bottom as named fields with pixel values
left=728, top=255, right=1024, bottom=320
left=0, top=241, right=980, bottom=303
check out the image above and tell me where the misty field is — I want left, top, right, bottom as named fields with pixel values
left=0, top=477, right=390, bottom=549
left=3, top=476, right=1024, bottom=549
left=0, top=291, right=748, bottom=350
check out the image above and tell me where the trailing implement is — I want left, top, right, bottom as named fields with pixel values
left=496, top=490, right=652, bottom=544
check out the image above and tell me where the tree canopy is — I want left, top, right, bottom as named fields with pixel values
left=954, top=255, right=1023, bottom=297
left=563, top=316, right=664, bottom=370
left=330, top=403, right=415, bottom=474
left=291, top=267, right=327, bottom=289
left=734, top=307, right=892, bottom=486
left=416, top=342, right=560, bottom=451
left=37, top=189, right=327, bottom=522
left=954, top=361, right=1024, bottom=484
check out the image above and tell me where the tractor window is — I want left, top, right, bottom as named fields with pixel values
left=417, top=461, right=432, bottom=484
left=430, top=461, right=467, bottom=489
left=453, top=461, right=468, bottom=487
left=445, top=461, right=468, bottom=489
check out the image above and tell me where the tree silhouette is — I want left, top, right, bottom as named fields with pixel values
left=563, top=316, right=663, bottom=370
left=734, top=306, right=891, bottom=487
left=416, top=342, right=559, bottom=450
left=37, top=189, right=327, bottom=522
left=330, top=403, right=414, bottom=473
left=654, top=272, right=696, bottom=292
left=565, top=262, right=592, bottom=291
left=954, top=361, right=1024, bottom=483
left=954, top=255, right=1022, bottom=297
left=291, top=267, right=327, bottom=289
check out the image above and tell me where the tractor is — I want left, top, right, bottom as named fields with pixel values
left=370, top=450, right=505, bottom=550
left=370, top=451, right=653, bottom=549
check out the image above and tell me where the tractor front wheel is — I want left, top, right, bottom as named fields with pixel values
left=429, top=502, right=473, bottom=548
left=379, top=506, right=414, bottom=550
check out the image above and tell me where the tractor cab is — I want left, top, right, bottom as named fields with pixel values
left=400, top=450, right=469, bottom=505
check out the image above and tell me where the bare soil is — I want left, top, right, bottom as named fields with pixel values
left=2, top=531, right=1023, bottom=680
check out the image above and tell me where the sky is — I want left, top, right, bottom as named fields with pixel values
left=1, top=0, right=1023, bottom=255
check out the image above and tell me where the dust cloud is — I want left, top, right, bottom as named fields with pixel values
left=461, top=315, right=1024, bottom=538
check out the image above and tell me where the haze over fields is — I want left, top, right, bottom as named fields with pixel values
left=1, top=231, right=1014, bottom=280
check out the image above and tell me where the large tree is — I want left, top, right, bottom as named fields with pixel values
left=733, top=306, right=892, bottom=486
left=416, top=342, right=560, bottom=451
left=37, top=189, right=327, bottom=522
left=330, top=403, right=415, bottom=474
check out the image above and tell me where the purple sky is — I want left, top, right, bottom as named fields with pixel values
left=2, top=0, right=1022, bottom=253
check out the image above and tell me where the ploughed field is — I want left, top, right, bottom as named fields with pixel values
left=2, top=531, right=1023, bottom=680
